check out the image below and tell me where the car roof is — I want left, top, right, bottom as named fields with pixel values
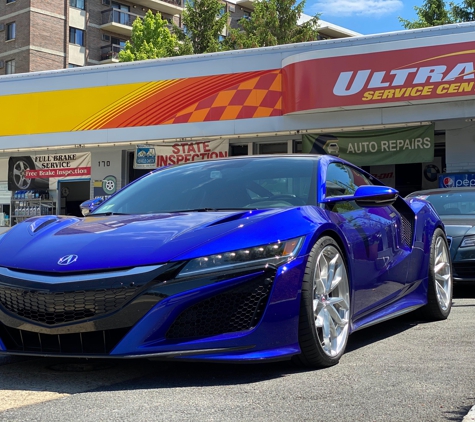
left=407, top=187, right=475, bottom=197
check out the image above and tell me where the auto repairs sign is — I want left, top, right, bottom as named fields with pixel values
left=283, top=35, right=475, bottom=112
left=302, top=124, right=434, bottom=166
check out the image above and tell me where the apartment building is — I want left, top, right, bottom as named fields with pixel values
left=0, top=0, right=359, bottom=74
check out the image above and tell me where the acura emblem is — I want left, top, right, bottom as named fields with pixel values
left=58, top=254, right=78, bottom=265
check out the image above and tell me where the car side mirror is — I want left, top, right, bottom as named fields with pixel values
left=80, top=197, right=104, bottom=216
left=353, top=185, right=399, bottom=207
left=323, top=185, right=399, bottom=207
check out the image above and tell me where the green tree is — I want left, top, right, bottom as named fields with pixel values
left=119, top=10, right=191, bottom=62
left=398, top=0, right=453, bottom=29
left=450, top=0, right=475, bottom=22
left=223, top=0, right=319, bottom=50
left=173, top=0, right=229, bottom=54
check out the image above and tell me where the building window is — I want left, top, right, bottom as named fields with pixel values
left=6, top=0, right=16, bottom=4
left=6, top=22, right=16, bottom=40
left=240, top=10, right=251, bottom=22
left=5, top=59, right=15, bottom=74
left=258, top=143, right=288, bottom=154
left=69, top=0, right=85, bottom=10
left=69, top=27, right=85, bottom=46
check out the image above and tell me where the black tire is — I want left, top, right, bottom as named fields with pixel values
left=419, top=228, right=453, bottom=320
left=296, top=236, right=350, bottom=368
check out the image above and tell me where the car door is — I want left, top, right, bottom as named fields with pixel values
left=323, top=162, right=407, bottom=318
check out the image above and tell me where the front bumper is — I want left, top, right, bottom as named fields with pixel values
left=452, top=260, right=475, bottom=282
left=0, top=257, right=305, bottom=362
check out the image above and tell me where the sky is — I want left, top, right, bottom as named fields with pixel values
left=304, top=0, right=422, bottom=35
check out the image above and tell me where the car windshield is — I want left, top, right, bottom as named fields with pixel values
left=419, top=191, right=475, bottom=215
left=92, top=157, right=317, bottom=215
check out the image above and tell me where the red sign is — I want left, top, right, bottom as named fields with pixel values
left=283, top=40, right=475, bottom=113
left=158, top=141, right=227, bottom=167
left=26, top=167, right=91, bottom=179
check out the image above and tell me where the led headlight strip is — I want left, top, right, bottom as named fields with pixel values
left=461, top=235, right=475, bottom=248
left=178, top=237, right=304, bottom=277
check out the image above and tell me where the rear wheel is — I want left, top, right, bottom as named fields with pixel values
left=296, top=236, right=350, bottom=368
left=419, top=228, right=453, bottom=320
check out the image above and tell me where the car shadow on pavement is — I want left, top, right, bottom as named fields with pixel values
left=443, top=403, right=475, bottom=421
left=345, top=314, right=417, bottom=355
left=1, top=284, right=474, bottom=397
left=81, top=316, right=424, bottom=391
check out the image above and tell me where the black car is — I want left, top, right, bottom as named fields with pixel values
left=407, top=187, right=475, bottom=282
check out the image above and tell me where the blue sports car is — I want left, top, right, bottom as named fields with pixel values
left=0, top=155, right=452, bottom=368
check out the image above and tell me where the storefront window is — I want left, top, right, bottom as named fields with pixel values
left=258, top=143, right=288, bottom=154
left=230, top=145, right=249, bottom=156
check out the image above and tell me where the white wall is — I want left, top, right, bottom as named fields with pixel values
left=445, top=120, right=475, bottom=173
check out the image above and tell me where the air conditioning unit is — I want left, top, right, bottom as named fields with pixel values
left=102, top=34, right=111, bottom=42
left=0, top=61, right=4, bottom=69
left=0, top=24, right=5, bottom=32
left=102, top=0, right=111, bottom=5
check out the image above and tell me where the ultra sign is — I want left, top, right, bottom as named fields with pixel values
left=282, top=38, right=475, bottom=113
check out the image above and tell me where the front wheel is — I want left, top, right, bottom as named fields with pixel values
left=296, top=236, right=350, bottom=368
left=419, top=228, right=453, bottom=320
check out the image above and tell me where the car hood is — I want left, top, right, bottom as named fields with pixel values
left=0, top=208, right=320, bottom=273
left=441, top=215, right=475, bottom=237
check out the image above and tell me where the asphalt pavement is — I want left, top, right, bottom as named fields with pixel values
left=0, top=238, right=473, bottom=421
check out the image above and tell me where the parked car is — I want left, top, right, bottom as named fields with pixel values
left=407, top=187, right=475, bottom=282
left=0, top=155, right=452, bottom=368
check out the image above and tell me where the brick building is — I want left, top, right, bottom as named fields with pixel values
left=0, top=0, right=359, bottom=74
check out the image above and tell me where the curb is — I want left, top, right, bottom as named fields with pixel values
left=463, top=405, right=475, bottom=422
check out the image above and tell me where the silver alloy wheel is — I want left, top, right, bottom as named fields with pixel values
left=313, top=244, right=350, bottom=357
left=434, top=236, right=452, bottom=311
left=13, top=160, right=32, bottom=189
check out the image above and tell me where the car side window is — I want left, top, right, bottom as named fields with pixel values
left=325, top=163, right=372, bottom=198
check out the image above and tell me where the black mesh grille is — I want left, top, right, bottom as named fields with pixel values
left=166, top=276, right=273, bottom=339
left=0, top=285, right=140, bottom=325
left=0, top=322, right=130, bottom=355
left=400, top=214, right=414, bottom=247
left=453, top=262, right=475, bottom=278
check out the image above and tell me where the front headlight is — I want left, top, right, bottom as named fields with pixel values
left=178, top=237, right=305, bottom=277
left=460, top=235, right=475, bottom=248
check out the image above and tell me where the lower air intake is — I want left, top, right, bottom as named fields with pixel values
left=0, top=285, right=139, bottom=325
left=0, top=323, right=130, bottom=355
left=453, top=262, right=475, bottom=278
left=166, top=276, right=273, bottom=339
